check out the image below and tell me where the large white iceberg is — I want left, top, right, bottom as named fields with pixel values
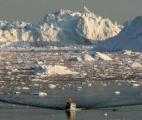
left=0, top=8, right=122, bottom=47
left=96, top=16, right=142, bottom=52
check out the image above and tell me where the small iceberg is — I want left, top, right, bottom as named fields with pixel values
left=82, top=54, right=95, bottom=62
left=130, top=62, right=142, bottom=68
left=48, top=84, right=56, bottom=89
left=45, top=65, right=79, bottom=76
left=30, top=91, right=47, bottom=97
left=96, top=52, right=113, bottom=61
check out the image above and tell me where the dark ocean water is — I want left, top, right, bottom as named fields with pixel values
left=0, top=80, right=142, bottom=120
left=1, top=103, right=142, bottom=120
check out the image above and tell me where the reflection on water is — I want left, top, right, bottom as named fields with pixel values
left=66, top=111, right=76, bottom=120
left=1, top=103, right=142, bottom=120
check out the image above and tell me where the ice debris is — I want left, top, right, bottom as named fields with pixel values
left=96, top=52, right=112, bottom=61
left=46, top=65, right=79, bottom=75
left=114, top=91, right=120, bottom=95
left=130, top=62, right=142, bottom=68
left=48, top=84, right=56, bottom=89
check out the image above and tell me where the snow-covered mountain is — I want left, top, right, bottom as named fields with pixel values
left=0, top=8, right=122, bottom=48
left=96, top=16, right=142, bottom=52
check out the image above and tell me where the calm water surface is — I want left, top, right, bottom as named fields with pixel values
left=0, top=80, right=142, bottom=120
left=0, top=103, right=142, bottom=120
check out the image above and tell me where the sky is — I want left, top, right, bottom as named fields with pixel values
left=0, top=0, right=141, bottom=24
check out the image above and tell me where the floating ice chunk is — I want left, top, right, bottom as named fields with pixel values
left=31, top=79, right=42, bottom=82
left=12, top=104, right=16, bottom=107
left=132, top=82, right=140, bottom=88
left=104, top=113, right=108, bottom=117
left=77, top=86, right=83, bottom=91
left=30, top=91, right=47, bottom=97
left=96, top=52, right=112, bottom=61
left=88, top=83, right=92, bottom=87
left=132, top=83, right=140, bottom=88
left=130, top=81, right=141, bottom=88
left=123, top=50, right=132, bottom=55
left=22, top=87, right=30, bottom=90
left=62, top=87, right=65, bottom=90
left=16, top=87, right=21, bottom=90
left=82, top=54, right=94, bottom=61
left=130, top=62, right=142, bottom=68
left=7, top=71, right=12, bottom=75
left=77, top=57, right=83, bottom=62
left=37, top=61, right=44, bottom=65
left=15, top=91, right=21, bottom=94
left=46, top=65, right=79, bottom=76
left=68, top=84, right=71, bottom=87
left=114, top=91, right=120, bottom=95
left=38, top=92, right=47, bottom=97
left=102, top=83, right=107, bottom=87
left=48, top=84, right=56, bottom=89
left=33, top=83, right=40, bottom=86
left=11, top=68, right=19, bottom=72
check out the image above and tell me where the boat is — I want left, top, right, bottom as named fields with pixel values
left=65, top=98, right=77, bottom=111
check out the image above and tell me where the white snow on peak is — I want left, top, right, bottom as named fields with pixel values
left=0, top=8, right=122, bottom=48
left=96, top=16, right=142, bottom=52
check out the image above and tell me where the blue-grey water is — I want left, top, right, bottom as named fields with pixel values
left=1, top=105, right=142, bottom=120
left=0, top=80, right=142, bottom=120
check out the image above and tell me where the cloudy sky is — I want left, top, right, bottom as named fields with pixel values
left=0, top=0, right=141, bottom=24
